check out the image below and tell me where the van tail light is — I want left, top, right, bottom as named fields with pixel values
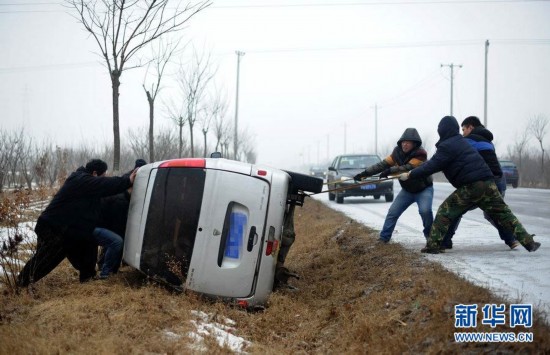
left=265, top=226, right=277, bottom=256
left=257, top=170, right=267, bottom=176
left=265, top=240, right=278, bottom=256
left=159, top=158, right=206, bottom=168
left=237, top=300, right=249, bottom=308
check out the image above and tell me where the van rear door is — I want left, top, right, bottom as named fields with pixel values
left=187, top=169, right=270, bottom=298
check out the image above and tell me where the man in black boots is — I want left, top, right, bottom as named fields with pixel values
left=401, top=116, right=540, bottom=254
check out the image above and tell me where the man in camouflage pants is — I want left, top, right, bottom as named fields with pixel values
left=400, top=116, right=541, bottom=254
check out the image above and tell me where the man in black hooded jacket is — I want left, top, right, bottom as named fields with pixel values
left=17, top=159, right=136, bottom=286
left=353, top=128, right=434, bottom=243
left=401, top=116, right=540, bottom=254
left=441, top=116, right=518, bottom=250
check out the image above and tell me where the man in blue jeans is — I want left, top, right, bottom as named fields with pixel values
left=354, top=128, right=434, bottom=243
left=95, top=159, right=147, bottom=279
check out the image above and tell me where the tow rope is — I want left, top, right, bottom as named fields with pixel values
left=307, top=175, right=400, bottom=196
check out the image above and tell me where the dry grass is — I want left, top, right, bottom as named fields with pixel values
left=1, top=198, right=549, bottom=354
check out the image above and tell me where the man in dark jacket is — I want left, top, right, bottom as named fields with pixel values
left=96, top=158, right=147, bottom=276
left=441, top=116, right=518, bottom=250
left=17, top=159, right=136, bottom=286
left=402, top=116, right=540, bottom=253
left=353, top=128, right=434, bottom=243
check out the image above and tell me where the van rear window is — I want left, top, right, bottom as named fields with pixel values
left=140, top=168, right=205, bottom=285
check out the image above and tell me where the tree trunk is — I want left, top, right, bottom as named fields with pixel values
left=147, top=91, right=155, bottom=163
left=203, top=130, right=207, bottom=157
left=179, top=122, right=183, bottom=158
left=111, top=71, right=121, bottom=173
left=24, top=173, right=33, bottom=190
left=188, top=119, right=195, bottom=158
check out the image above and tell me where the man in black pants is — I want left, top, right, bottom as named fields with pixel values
left=17, top=159, right=136, bottom=286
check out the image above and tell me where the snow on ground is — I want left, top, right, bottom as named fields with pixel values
left=180, top=310, right=251, bottom=353
left=0, top=222, right=36, bottom=277
left=312, top=182, right=550, bottom=316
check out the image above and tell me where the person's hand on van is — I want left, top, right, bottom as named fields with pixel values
left=129, top=168, right=138, bottom=184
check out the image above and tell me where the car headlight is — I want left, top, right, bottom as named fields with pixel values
left=339, top=177, right=354, bottom=183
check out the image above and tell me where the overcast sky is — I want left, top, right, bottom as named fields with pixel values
left=1, top=0, right=549, bottom=170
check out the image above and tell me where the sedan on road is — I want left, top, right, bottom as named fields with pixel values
left=326, top=154, right=394, bottom=204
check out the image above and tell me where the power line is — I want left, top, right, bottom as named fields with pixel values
left=377, top=68, right=444, bottom=107
left=0, top=2, right=60, bottom=5
left=243, top=39, right=550, bottom=54
left=212, top=0, right=550, bottom=8
left=1, top=38, right=549, bottom=73
left=0, top=61, right=100, bottom=74
left=2, top=0, right=549, bottom=13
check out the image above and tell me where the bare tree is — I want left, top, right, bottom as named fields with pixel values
left=67, top=0, right=211, bottom=171
left=528, top=114, right=549, bottom=173
left=211, top=97, right=231, bottom=156
left=17, top=137, right=36, bottom=190
left=127, top=127, right=150, bottom=160
left=236, top=127, right=256, bottom=163
left=177, top=48, right=216, bottom=157
left=507, top=125, right=530, bottom=170
left=143, top=38, right=184, bottom=163
left=201, top=88, right=227, bottom=157
left=0, top=129, right=26, bottom=191
left=165, top=97, right=188, bottom=157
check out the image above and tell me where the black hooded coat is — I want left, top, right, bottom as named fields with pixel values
left=409, top=116, right=493, bottom=188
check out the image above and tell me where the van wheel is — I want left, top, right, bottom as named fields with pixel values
left=512, top=181, right=518, bottom=188
left=285, top=171, right=323, bottom=193
left=385, top=193, right=394, bottom=202
left=336, top=194, right=344, bottom=204
left=328, top=192, right=335, bottom=201
left=373, top=194, right=381, bottom=200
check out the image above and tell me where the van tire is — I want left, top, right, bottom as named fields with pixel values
left=373, top=194, right=381, bottom=200
left=328, top=192, right=335, bottom=201
left=385, top=193, right=394, bottom=202
left=285, top=171, right=323, bottom=193
left=336, top=194, right=344, bottom=204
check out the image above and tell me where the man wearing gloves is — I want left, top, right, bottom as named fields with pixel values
left=354, top=128, right=433, bottom=243
left=400, top=116, right=541, bottom=254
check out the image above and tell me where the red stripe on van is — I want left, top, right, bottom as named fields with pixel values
left=159, top=158, right=206, bottom=168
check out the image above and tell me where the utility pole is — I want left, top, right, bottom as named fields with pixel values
left=234, top=50, right=245, bottom=160
left=441, top=63, right=462, bottom=116
left=484, top=40, right=489, bottom=127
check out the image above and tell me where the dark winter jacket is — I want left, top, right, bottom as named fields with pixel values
left=465, top=126, right=503, bottom=178
left=409, top=116, right=494, bottom=188
left=39, top=167, right=132, bottom=234
left=360, top=128, right=433, bottom=193
left=98, top=191, right=131, bottom=238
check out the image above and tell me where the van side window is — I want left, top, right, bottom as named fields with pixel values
left=141, top=168, right=206, bottom=285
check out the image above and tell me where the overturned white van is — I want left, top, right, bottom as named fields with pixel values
left=123, top=157, right=322, bottom=308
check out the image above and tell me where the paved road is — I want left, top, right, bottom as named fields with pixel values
left=313, top=181, right=550, bottom=314
left=432, top=182, right=550, bottom=237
